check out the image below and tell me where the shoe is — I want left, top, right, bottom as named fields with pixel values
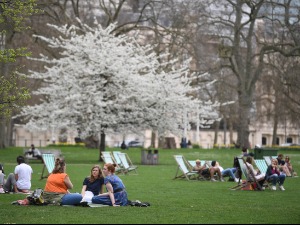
left=11, top=201, right=20, bottom=205
left=80, top=201, right=89, bottom=207
left=279, top=186, right=285, bottom=191
left=261, top=187, right=265, bottom=191
left=220, top=178, right=225, bottom=182
left=272, top=186, right=276, bottom=191
left=210, top=178, right=217, bottom=182
left=0, top=188, right=5, bottom=194
left=293, top=172, right=297, bottom=177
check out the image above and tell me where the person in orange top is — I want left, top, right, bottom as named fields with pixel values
left=44, top=158, right=82, bottom=206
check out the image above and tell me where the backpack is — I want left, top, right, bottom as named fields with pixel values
left=128, top=200, right=151, bottom=207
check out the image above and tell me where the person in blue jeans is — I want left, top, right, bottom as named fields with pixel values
left=211, top=161, right=239, bottom=182
left=92, top=163, right=128, bottom=206
left=80, top=165, right=104, bottom=204
left=265, top=158, right=286, bottom=191
left=44, top=158, right=82, bottom=205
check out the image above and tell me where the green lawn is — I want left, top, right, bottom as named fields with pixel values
left=0, top=146, right=299, bottom=224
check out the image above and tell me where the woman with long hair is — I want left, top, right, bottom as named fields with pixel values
left=80, top=165, right=104, bottom=204
left=92, top=163, right=128, bottom=206
left=44, top=158, right=82, bottom=206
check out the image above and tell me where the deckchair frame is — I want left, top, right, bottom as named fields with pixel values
left=174, top=155, right=199, bottom=181
left=117, top=153, right=138, bottom=175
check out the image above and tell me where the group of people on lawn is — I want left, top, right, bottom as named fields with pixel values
left=0, top=153, right=128, bottom=206
left=192, top=151, right=296, bottom=191
left=0, top=146, right=297, bottom=206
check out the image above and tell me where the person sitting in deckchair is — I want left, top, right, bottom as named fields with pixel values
left=211, top=161, right=239, bottom=182
left=193, top=160, right=224, bottom=182
left=245, top=156, right=265, bottom=189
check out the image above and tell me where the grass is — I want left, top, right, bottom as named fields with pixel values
left=0, top=146, right=300, bottom=224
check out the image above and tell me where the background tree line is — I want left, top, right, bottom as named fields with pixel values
left=1, top=0, right=300, bottom=149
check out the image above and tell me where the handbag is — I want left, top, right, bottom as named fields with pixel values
left=27, top=188, right=45, bottom=205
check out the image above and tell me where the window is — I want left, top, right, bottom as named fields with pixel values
left=262, top=137, right=267, bottom=145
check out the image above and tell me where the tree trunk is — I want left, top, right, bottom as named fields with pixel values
left=229, top=118, right=234, bottom=144
left=158, top=135, right=165, bottom=148
left=213, top=120, right=220, bottom=145
left=236, top=91, right=252, bottom=149
left=7, top=118, right=13, bottom=146
left=272, top=113, right=278, bottom=146
left=151, top=130, right=156, bottom=148
left=99, top=131, right=105, bottom=162
left=0, top=116, right=6, bottom=149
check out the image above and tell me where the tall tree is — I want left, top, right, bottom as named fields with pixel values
left=199, top=0, right=300, bottom=148
left=0, top=0, right=39, bottom=148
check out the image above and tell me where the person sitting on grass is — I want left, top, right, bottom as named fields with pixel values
left=12, top=158, right=82, bottom=206
left=92, top=163, right=128, bottom=206
left=0, top=164, right=5, bottom=193
left=193, top=159, right=224, bottom=182
left=284, top=156, right=297, bottom=177
left=43, top=158, right=82, bottom=206
left=277, top=154, right=292, bottom=177
left=80, top=165, right=105, bottom=205
left=1, top=156, right=33, bottom=193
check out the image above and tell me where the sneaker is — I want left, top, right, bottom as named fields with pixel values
left=210, top=178, right=217, bottom=182
left=0, top=188, right=4, bottom=194
left=261, top=187, right=265, bottom=191
left=279, top=186, right=285, bottom=191
left=272, top=186, right=276, bottom=191
left=80, top=201, right=89, bottom=207
left=293, top=172, right=297, bottom=177
left=220, top=178, right=225, bottom=182
left=234, top=178, right=239, bottom=183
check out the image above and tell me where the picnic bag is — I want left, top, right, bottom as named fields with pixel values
left=27, top=188, right=45, bottom=205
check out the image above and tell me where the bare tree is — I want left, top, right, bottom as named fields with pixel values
left=195, top=0, right=300, bottom=148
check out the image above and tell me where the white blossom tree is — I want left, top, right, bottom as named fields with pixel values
left=19, top=20, right=219, bottom=159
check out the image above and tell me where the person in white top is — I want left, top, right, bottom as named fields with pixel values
left=0, top=164, right=5, bottom=193
left=2, top=156, right=33, bottom=193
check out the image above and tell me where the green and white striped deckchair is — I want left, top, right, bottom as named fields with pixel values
left=101, top=152, right=124, bottom=174
left=41, top=153, right=55, bottom=180
left=254, top=159, right=268, bottom=174
left=174, top=155, right=198, bottom=181
left=118, top=153, right=138, bottom=175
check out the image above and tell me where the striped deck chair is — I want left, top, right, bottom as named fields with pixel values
left=113, top=151, right=123, bottom=167
left=254, top=159, right=273, bottom=189
left=117, top=153, right=138, bottom=175
left=174, top=155, right=198, bottom=181
left=187, top=160, right=213, bottom=180
left=254, top=159, right=268, bottom=174
left=41, top=153, right=55, bottom=180
left=263, top=156, right=272, bottom=166
left=101, top=152, right=124, bottom=174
